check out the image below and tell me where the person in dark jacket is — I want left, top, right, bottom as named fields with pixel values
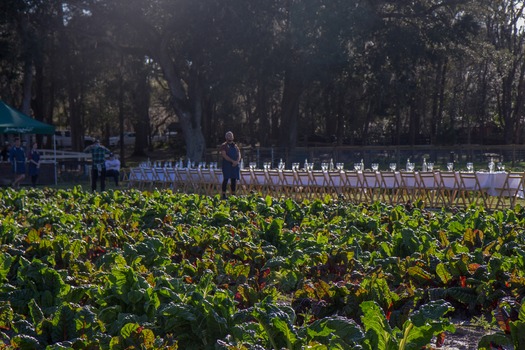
left=28, top=141, right=41, bottom=187
left=1, top=142, right=8, bottom=162
left=219, top=131, right=241, bottom=199
left=9, top=138, right=25, bottom=188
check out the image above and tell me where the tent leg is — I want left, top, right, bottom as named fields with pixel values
left=54, top=135, right=57, bottom=186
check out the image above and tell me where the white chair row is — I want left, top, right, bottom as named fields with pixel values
left=127, top=167, right=223, bottom=195
left=126, top=168, right=524, bottom=210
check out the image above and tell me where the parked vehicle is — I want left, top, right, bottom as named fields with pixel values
left=151, top=131, right=178, bottom=144
left=44, top=131, right=96, bottom=149
left=109, top=132, right=135, bottom=147
left=54, top=130, right=72, bottom=148
left=84, top=136, right=96, bottom=146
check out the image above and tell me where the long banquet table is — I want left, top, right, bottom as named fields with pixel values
left=127, top=167, right=524, bottom=209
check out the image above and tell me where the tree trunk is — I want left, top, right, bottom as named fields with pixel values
left=279, top=66, right=303, bottom=148
left=477, top=62, right=489, bottom=144
left=117, top=66, right=126, bottom=164
left=501, top=73, right=514, bottom=144
left=155, top=39, right=206, bottom=162
left=394, top=105, right=402, bottom=146
left=69, top=91, right=84, bottom=151
left=17, top=15, right=33, bottom=116
left=336, top=87, right=345, bottom=146
left=256, top=76, right=270, bottom=146
left=53, top=4, right=83, bottom=151
left=513, top=59, right=525, bottom=144
left=33, top=61, right=44, bottom=122
left=131, top=64, right=150, bottom=157
left=431, top=59, right=447, bottom=144
left=21, top=54, right=33, bottom=116
left=362, top=99, right=373, bottom=146
left=408, top=99, right=418, bottom=146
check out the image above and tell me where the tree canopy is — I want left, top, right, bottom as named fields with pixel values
left=1, top=0, right=524, bottom=160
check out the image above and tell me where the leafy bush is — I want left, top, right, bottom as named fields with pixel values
left=0, top=187, right=524, bottom=348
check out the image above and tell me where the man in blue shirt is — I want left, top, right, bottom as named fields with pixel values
left=9, top=137, right=26, bottom=189
left=220, top=131, right=241, bottom=199
left=84, top=139, right=111, bottom=191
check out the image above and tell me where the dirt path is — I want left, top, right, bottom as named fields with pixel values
left=434, top=322, right=512, bottom=350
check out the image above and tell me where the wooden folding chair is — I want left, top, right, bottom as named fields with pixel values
left=163, top=167, right=177, bottom=191
left=361, top=171, right=381, bottom=203
left=128, top=168, right=142, bottom=188
left=199, top=168, right=221, bottom=196
left=491, top=172, right=524, bottom=210
left=119, top=168, right=131, bottom=187
left=325, top=171, right=344, bottom=198
left=457, top=172, right=487, bottom=208
left=280, top=170, right=302, bottom=200
left=398, top=171, right=422, bottom=204
left=265, top=170, right=284, bottom=197
left=151, top=167, right=168, bottom=189
left=377, top=171, right=400, bottom=205
left=307, top=170, right=331, bottom=198
left=418, top=171, right=439, bottom=208
left=214, top=170, right=224, bottom=194
left=170, top=168, right=184, bottom=192
left=236, top=169, right=252, bottom=195
left=249, top=169, right=269, bottom=195
left=343, top=171, right=364, bottom=203
left=188, top=168, right=205, bottom=194
left=176, top=168, right=192, bottom=193
left=140, top=167, right=159, bottom=190
left=295, top=171, right=313, bottom=199
left=127, top=167, right=144, bottom=189
left=436, top=171, right=459, bottom=207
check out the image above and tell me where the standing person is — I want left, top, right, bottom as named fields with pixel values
left=9, top=137, right=25, bottom=188
left=84, top=139, right=111, bottom=192
left=28, top=141, right=41, bottom=187
left=105, top=153, right=121, bottom=186
left=1, top=142, right=8, bottom=162
left=219, top=131, right=241, bottom=199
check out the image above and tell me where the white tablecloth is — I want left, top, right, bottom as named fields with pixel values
left=128, top=167, right=524, bottom=201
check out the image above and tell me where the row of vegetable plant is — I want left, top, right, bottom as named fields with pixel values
left=0, top=187, right=524, bottom=349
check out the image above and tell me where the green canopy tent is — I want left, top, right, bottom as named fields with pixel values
left=0, top=100, right=57, bottom=184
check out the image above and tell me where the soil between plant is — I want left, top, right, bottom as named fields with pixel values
left=433, top=320, right=512, bottom=350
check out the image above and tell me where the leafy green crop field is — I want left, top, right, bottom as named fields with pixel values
left=0, top=187, right=524, bottom=349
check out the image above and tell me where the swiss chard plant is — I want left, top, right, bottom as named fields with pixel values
left=0, top=187, right=524, bottom=348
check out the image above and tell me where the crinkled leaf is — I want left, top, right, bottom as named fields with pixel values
left=519, top=301, right=525, bottom=322
left=410, top=300, right=454, bottom=327
left=98, top=305, right=122, bottom=324
left=272, top=317, right=297, bottom=346
left=28, top=299, right=44, bottom=325
left=445, top=287, right=477, bottom=305
left=398, top=322, right=430, bottom=350
left=0, top=252, right=13, bottom=282
left=477, top=332, right=513, bottom=350
left=127, top=289, right=145, bottom=304
left=407, top=266, right=432, bottom=284
left=435, top=263, right=452, bottom=285
left=251, top=298, right=296, bottom=349
left=0, top=301, right=13, bottom=329
left=51, top=303, right=77, bottom=343
left=12, top=334, right=40, bottom=348
left=510, top=320, right=525, bottom=349
left=120, top=322, right=140, bottom=338
left=306, top=316, right=364, bottom=345
left=360, top=301, right=395, bottom=350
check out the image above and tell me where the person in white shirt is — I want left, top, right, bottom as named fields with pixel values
left=105, top=153, right=121, bottom=186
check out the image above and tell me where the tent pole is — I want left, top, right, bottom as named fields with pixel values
left=54, top=135, right=57, bottom=186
